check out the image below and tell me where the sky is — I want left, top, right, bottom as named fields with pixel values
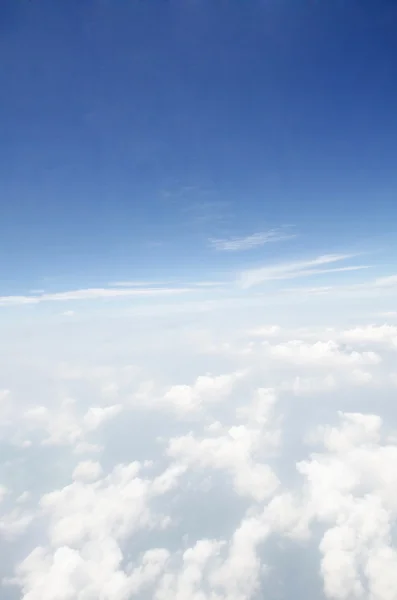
left=1, top=0, right=397, bottom=294
left=2, top=1, right=397, bottom=600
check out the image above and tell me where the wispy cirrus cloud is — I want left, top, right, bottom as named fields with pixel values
left=238, top=253, right=369, bottom=288
left=110, top=281, right=171, bottom=288
left=110, top=280, right=227, bottom=289
left=210, top=227, right=295, bottom=251
left=0, top=287, right=193, bottom=307
left=282, top=270, right=397, bottom=299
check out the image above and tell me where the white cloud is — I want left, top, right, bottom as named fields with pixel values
left=210, top=228, right=295, bottom=251
left=40, top=462, right=177, bottom=548
left=4, top=278, right=397, bottom=600
left=161, top=371, right=246, bottom=416
left=0, top=286, right=194, bottom=307
left=72, top=460, right=103, bottom=482
left=110, top=281, right=172, bottom=287
left=207, top=513, right=271, bottom=600
left=23, top=399, right=123, bottom=449
left=153, top=512, right=273, bottom=600
left=246, top=325, right=281, bottom=337
left=154, top=539, right=224, bottom=600
left=14, top=542, right=170, bottom=600
left=192, top=280, right=228, bottom=287
left=168, top=427, right=279, bottom=502
left=167, top=388, right=280, bottom=502
left=0, top=508, right=35, bottom=541
left=270, top=412, right=397, bottom=600
left=341, top=324, right=397, bottom=347
left=263, top=339, right=381, bottom=368
left=12, top=461, right=185, bottom=599
left=238, top=253, right=366, bottom=288
left=111, top=280, right=227, bottom=288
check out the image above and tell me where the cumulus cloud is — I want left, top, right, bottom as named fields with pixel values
left=160, top=370, right=246, bottom=415
left=14, top=542, right=170, bottom=600
left=289, top=412, right=397, bottom=600
left=23, top=399, right=123, bottom=449
left=340, top=324, right=397, bottom=347
left=72, top=460, right=103, bottom=482
left=262, top=339, right=381, bottom=368
left=12, top=461, right=185, bottom=599
left=2, top=286, right=397, bottom=600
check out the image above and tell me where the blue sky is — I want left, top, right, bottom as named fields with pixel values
left=1, top=0, right=397, bottom=298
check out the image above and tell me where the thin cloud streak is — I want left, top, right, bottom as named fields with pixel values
left=273, top=264, right=371, bottom=280
left=0, top=287, right=194, bottom=307
left=210, top=228, right=296, bottom=251
left=111, top=280, right=227, bottom=288
left=110, top=281, right=172, bottom=288
left=284, top=271, right=397, bottom=298
left=238, top=253, right=362, bottom=288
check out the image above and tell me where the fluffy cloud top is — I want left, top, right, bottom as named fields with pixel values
left=2, top=303, right=397, bottom=600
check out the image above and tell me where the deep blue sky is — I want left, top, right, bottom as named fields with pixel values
left=1, top=0, right=397, bottom=291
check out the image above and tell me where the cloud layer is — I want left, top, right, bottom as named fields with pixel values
left=1, top=299, right=397, bottom=600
